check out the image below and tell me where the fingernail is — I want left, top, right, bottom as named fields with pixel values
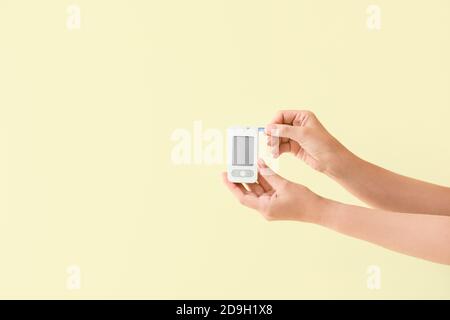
left=272, top=146, right=279, bottom=156
left=268, top=126, right=282, bottom=137
left=264, top=124, right=275, bottom=135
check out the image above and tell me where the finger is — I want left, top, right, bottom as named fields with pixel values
left=245, top=183, right=264, bottom=196
left=271, top=142, right=291, bottom=158
left=266, top=131, right=291, bottom=148
left=269, top=110, right=314, bottom=126
left=221, top=172, right=246, bottom=193
left=257, top=159, right=289, bottom=189
left=222, top=173, right=260, bottom=209
left=269, top=110, right=300, bottom=125
left=265, top=126, right=289, bottom=144
left=265, top=124, right=305, bottom=142
left=277, top=142, right=291, bottom=155
left=257, top=172, right=273, bottom=192
left=266, top=135, right=281, bottom=146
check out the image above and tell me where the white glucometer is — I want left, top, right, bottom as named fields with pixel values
left=227, top=126, right=259, bottom=183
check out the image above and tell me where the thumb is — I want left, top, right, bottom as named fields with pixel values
left=257, top=159, right=288, bottom=189
left=265, top=124, right=304, bottom=142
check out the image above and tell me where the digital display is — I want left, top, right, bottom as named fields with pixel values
left=232, top=136, right=254, bottom=166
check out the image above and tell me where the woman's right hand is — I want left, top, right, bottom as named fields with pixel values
left=265, top=110, right=352, bottom=176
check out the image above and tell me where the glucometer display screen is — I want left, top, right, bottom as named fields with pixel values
left=232, top=136, right=254, bottom=166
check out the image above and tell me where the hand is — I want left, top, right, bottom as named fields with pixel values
left=266, top=110, right=350, bottom=175
left=222, top=159, right=325, bottom=223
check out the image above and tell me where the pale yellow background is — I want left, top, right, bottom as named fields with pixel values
left=0, top=0, right=449, bottom=299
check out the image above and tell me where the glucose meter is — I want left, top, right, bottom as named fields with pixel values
left=227, top=127, right=259, bottom=183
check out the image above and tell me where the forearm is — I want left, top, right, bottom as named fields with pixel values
left=325, top=150, right=450, bottom=215
left=315, top=198, right=450, bottom=265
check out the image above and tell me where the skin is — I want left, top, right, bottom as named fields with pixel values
left=222, top=110, right=450, bottom=265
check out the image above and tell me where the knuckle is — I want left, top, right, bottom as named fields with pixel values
left=276, top=110, right=285, bottom=117
left=301, top=109, right=315, bottom=117
left=274, top=110, right=285, bottom=122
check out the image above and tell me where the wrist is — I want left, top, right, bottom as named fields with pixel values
left=308, top=195, right=336, bottom=226
left=324, top=146, right=361, bottom=180
left=314, top=197, right=342, bottom=229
